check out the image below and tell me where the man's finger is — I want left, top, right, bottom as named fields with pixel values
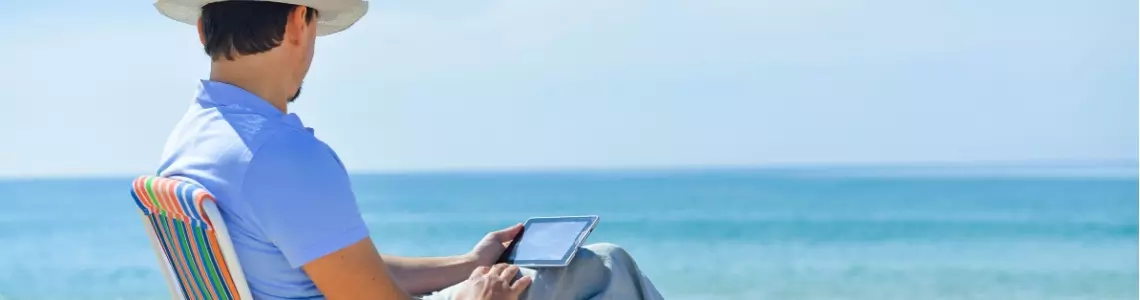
left=492, top=223, right=524, bottom=242
left=499, top=264, right=519, bottom=280
left=511, top=276, right=533, bottom=295
left=488, top=263, right=508, bottom=277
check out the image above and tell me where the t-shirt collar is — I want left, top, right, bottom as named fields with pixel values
left=195, top=80, right=307, bottom=130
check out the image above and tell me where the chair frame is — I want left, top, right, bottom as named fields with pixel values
left=133, top=177, right=254, bottom=300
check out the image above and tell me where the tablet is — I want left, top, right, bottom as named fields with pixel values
left=497, top=215, right=600, bottom=268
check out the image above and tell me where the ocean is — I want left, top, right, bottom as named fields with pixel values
left=0, top=169, right=1136, bottom=299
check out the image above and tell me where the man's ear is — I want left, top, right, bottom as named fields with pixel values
left=285, top=6, right=311, bottom=46
left=197, top=17, right=206, bottom=46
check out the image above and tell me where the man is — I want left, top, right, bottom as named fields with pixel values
left=152, top=0, right=663, bottom=299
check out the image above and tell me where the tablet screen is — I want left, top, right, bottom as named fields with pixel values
left=511, top=219, right=591, bottom=261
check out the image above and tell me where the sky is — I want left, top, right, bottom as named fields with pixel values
left=0, top=0, right=1135, bottom=177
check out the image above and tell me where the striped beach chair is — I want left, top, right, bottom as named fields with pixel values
left=130, top=176, right=253, bottom=300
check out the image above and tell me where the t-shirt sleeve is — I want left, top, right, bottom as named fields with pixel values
left=241, top=131, right=370, bottom=268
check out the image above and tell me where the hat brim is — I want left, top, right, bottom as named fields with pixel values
left=155, top=1, right=368, bottom=36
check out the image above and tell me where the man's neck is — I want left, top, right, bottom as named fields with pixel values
left=209, top=57, right=292, bottom=114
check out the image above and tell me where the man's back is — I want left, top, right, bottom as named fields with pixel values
left=158, top=80, right=370, bottom=299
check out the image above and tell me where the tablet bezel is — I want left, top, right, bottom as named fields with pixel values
left=500, top=215, right=599, bottom=268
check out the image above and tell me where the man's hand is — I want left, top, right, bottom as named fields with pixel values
left=467, top=223, right=524, bottom=266
left=455, top=264, right=532, bottom=300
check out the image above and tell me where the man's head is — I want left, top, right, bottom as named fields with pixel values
left=197, top=1, right=319, bottom=103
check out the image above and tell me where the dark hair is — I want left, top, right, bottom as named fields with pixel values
left=200, top=1, right=318, bottom=61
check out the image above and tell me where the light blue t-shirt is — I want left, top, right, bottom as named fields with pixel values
left=157, top=80, right=370, bottom=299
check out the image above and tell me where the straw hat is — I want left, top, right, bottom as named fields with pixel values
left=154, top=0, right=369, bottom=36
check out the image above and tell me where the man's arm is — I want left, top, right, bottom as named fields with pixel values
left=243, top=132, right=420, bottom=299
left=303, top=238, right=415, bottom=300
left=381, top=254, right=478, bottom=295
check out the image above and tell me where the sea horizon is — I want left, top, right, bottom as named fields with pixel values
left=1, top=160, right=1136, bottom=181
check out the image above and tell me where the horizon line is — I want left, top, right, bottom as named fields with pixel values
left=1, top=160, right=1135, bottom=181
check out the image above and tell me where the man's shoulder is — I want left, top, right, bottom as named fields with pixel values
left=248, top=127, right=334, bottom=166
left=238, top=116, right=345, bottom=187
left=209, top=105, right=306, bottom=151
left=160, top=105, right=327, bottom=184
left=173, top=103, right=320, bottom=150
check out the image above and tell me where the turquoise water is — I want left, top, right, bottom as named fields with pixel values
left=0, top=170, right=1136, bottom=299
